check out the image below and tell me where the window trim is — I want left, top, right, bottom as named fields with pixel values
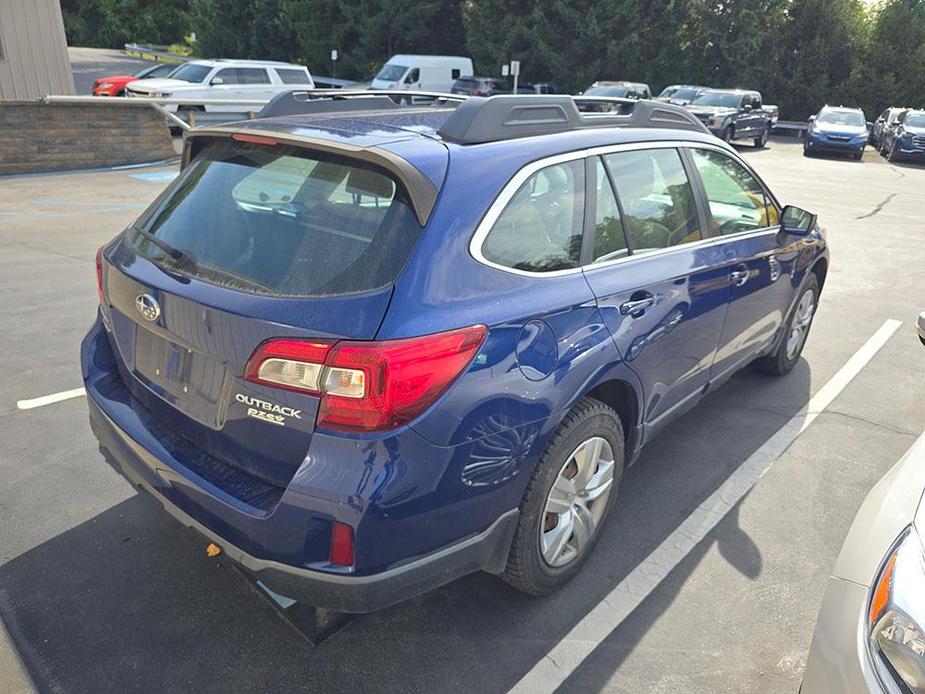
left=469, top=140, right=782, bottom=278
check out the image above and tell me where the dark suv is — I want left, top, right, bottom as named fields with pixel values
left=881, top=109, right=925, bottom=162
left=83, top=93, right=828, bottom=613
left=451, top=76, right=510, bottom=96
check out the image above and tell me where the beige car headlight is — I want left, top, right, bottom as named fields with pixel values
left=868, top=526, right=925, bottom=693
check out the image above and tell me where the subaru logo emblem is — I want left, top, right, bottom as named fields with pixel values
left=135, top=293, right=160, bottom=322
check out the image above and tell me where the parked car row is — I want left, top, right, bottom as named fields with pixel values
left=802, top=103, right=925, bottom=163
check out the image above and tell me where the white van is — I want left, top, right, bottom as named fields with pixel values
left=370, top=55, right=474, bottom=94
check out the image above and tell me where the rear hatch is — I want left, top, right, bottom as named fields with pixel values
left=102, top=134, right=436, bottom=490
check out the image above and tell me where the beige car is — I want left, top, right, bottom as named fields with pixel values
left=803, top=326, right=925, bottom=692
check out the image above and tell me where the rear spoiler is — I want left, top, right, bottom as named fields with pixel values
left=180, top=127, right=440, bottom=227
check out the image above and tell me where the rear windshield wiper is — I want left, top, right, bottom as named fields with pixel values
left=130, top=226, right=192, bottom=264
left=129, top=225, right=282, bottom=296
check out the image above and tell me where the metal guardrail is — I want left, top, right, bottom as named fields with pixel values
left=772, top=120, right=808, bottom=136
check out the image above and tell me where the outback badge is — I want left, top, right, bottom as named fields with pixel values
left=235, top=393, right=302, bottom=427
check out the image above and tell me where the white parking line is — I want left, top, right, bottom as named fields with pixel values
left=510, top=318, right=902, bottom=694
left=16, top=387, right=86, bottom=410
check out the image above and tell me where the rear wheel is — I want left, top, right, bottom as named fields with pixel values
left=755, top=274, right=819, bottom=376
left=502, top=397, right=624, bottom=595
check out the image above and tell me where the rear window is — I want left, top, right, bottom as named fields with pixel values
left=276, top=68, right=312, bottom=84
left=129, top=140, right=422, bottom=297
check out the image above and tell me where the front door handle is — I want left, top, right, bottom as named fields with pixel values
left=730, top=265, right=750, bottom=287
left=620, top=295, right=655, bottom=316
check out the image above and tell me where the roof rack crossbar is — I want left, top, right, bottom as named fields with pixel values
left=437, top=96, right=709, bottom=144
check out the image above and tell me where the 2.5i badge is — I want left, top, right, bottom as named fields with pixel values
left=235, top=393, right=302, bottom=427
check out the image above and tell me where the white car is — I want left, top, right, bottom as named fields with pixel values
left=125, top=59, right=314, bottom=112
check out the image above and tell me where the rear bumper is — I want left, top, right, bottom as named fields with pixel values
left=89, top=398, right=518, bottom=612
left=82, top=317, right=522, bottom=612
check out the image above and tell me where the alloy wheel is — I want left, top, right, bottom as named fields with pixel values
left=540, top=436, right=615, bottom=568
left=786, top=289, right=816, bottom=361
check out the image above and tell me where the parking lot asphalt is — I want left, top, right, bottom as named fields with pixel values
left=1, top=138, right=924, bottom=693
left=68, top=47, right=157, bottom=95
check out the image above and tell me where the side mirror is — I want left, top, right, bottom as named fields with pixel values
left=780, top=205, right=817, bottom=235
left=210, top=76, right=224, bottom=85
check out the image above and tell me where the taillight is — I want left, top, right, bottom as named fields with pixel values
left=96, top=245, right=104, bottom=303
left=245, top=325, right=487, bottom=433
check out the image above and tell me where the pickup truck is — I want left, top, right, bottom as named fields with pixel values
left=685, top=89, right=776, bottom=147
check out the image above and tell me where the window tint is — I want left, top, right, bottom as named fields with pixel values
left=216, top=67, right=270, bottom=85
left=603, top=149, right=700, bottom=255
left=592, top=158, right=628, bottom=262
left=690, top=149, right=778, bottom=234
left=130, top=140, right=421, bottom=297
left=482, top=160, right=585, bottom=272
left=275, top=68, right=311, bottom=84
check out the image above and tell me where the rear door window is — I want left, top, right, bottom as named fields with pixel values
left=481, top=160, right=585, bottom=272
left=275, top=68, right=312, bottom=84
left=602, top=149, right=701, bottom=255
left=130, top=140, right=422, bottom=296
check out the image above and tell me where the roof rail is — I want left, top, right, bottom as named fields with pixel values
left=437, top=95, right=709, bottom=144
left=258, top=89, right=465, bottom=118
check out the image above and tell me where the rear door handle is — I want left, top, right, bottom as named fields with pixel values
left=619, top=296, right=655, bottom=316
left=730, top=265, right=750, bottom=287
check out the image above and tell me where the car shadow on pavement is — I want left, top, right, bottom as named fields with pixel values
left=0, top=361, right=810, bottom=694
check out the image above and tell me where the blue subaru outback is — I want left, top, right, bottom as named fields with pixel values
left=82, top=93, right=828, bottom=612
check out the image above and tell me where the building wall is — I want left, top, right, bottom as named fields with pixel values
left=0, top=102, right=176, bottom=174
left=0, top=0, right=75, bottom=100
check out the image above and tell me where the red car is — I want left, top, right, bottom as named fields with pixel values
left=92, top=63, right=177, bottom=96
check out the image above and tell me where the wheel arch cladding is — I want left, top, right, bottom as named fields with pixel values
left=811, top=256, right=828, bottom=292
left=583, top=379, right=640, bottom=458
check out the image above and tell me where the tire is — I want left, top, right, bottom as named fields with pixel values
left=853, top=149, right=863, bottom=161
left=501, top=397, right=625, bottom=595
left=803, top=141, right=812, bottom=157
left=753, top=125, right=770, bottom=148
left=754, top=273, right=819, bottom=376
left=886, top=143, right=899, bottom=162
left=723, top=126, right=734, bottom=144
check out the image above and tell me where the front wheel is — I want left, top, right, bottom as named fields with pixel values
left=754, top=274, right=819, bottom=376
left=723, top=125, right=734, bottom=143
left=754, top=125, right=770, bottom=148
left=501, top=397, right=625, bottom=595
left=886, top=143, right=899, bottom=162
